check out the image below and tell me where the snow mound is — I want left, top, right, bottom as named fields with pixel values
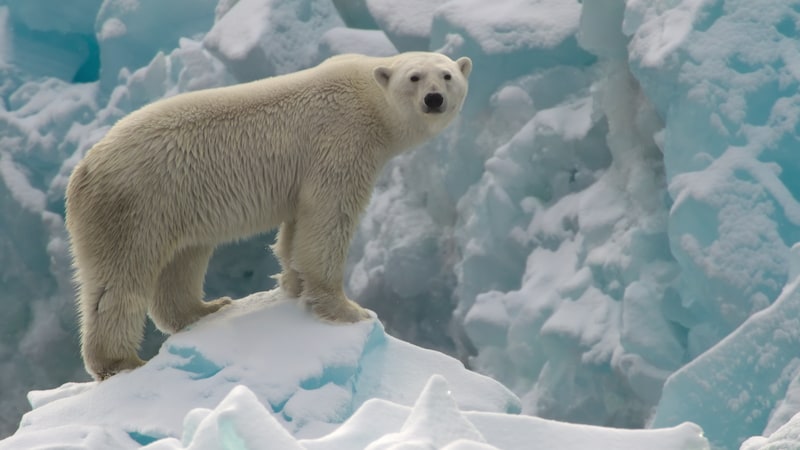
left=0, top=291, right=708, bottom=449
left=2, top=290, right=518, bottom=448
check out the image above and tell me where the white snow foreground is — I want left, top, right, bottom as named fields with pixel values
left=1, top=290, right=707, bottom=449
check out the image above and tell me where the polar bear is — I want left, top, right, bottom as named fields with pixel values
left=65, top=52, right=472, bottom=380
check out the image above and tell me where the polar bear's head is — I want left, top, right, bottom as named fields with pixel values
left=374, top=52, right=472, bottom=137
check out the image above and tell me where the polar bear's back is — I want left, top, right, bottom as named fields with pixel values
left=68, top=55, right=393, bottom=246
left=114, top=55, right=389, bottom=145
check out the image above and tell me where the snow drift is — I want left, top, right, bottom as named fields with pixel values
left=0, top=290, right=707, bottom=450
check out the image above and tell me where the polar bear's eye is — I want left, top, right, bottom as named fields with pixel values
left=444, top=73, right=452, bottom=81
left=410, top=75, right=420, bottom=82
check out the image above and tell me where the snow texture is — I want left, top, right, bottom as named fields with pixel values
left=0, top=290, right=708, bottom=450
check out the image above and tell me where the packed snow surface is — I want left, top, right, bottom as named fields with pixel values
left=0, top=290, right=708, bottom=450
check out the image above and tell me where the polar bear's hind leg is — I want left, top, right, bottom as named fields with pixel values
left=79, top=277, right=148, bottom=380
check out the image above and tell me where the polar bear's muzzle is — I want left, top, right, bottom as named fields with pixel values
left=423, top=92, right=446, bottom=114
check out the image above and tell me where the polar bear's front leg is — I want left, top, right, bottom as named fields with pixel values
left=150, top=245, right=232, bottom=333
left=271, top=221, right=304, bottom=298
left=306, top=295, right=372, bottom=323
left=291, top=196, right=371, bottom=323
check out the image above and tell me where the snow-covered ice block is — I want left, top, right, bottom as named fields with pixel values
left=653, top=246, right=800, bottom=450
left=309, top=375, right=488, bottom=449
left=12, top=372, right=707, bottom=450
left=302, top=375, right=709, bottom=450
left=96, top=0, right=217, bottom=90
left=202, top=0, right=343, bottom=82
left=143, top=385, right=304, bottom=450
left=450, top=0, right=680, bottom=421
left=113, top=38, right=233, bottom=113
left=742, top=410, right=800, bottom=450
left=0, top=76, right=101, bottom=439
left=0, top=290, right=519, bottom=448
left=317, top=28, right=397, bottom=61
left=626, top=0, right=800, bottom=356
left=622, top=0, right=800, bottom=445
left=365, top=0, right=447, bottom=52
left=430, top=0, right=595, bottom=105
left=22, top=373, right=706, bottom=450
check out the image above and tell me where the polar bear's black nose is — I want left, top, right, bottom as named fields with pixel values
left=424, top=93, right=444, bottom=109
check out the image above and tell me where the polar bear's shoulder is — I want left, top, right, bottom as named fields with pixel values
left=311, top=53, right=391, bottom=81
left=319, top=52, right=452, bottom=70
left=318, top=53, right=390, bottom=68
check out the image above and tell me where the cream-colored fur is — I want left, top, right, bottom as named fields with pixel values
left=65, top=51, right=472, bottom=380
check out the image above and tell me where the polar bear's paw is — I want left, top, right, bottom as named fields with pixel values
left=191, top=296, right=233, bottom=323
left=274, top=270, right=303, bottom=298
left=306, top=295, right=372, bottom=323
left=91, top=355, right=146, bottom=381
left=205, top=296, right=233, bottom=311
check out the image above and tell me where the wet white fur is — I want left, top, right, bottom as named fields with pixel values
left=65, top=52, right=472, bottom=380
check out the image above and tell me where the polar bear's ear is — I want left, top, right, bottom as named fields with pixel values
left=457, top=57, right=472, bottom=78
left=374, top=66, right=392, bottom=89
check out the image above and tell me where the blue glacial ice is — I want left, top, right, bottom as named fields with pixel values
left=627, top=0, right=800, bottom=356
left=654, top=245, right=800, bottom=450
left=1, top=0, right=800, bottom=448
left=624, top=1, right=800, bottom=448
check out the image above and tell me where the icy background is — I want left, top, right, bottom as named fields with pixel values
left=2, top=0, right=800, bottom=449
